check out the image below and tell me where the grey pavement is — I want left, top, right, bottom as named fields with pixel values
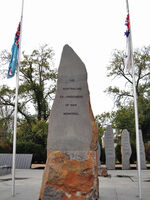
left=0, top=169, right=43, bottom=200
left=0, top=169, right=150, bottom=200
left=99, top=170, right=150, bottom=200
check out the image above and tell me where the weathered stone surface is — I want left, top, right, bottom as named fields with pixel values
left=139, top=130, right=146, bottom=169
left=40, top=151, right=98, bottom=200
left=121, top=129, right=132, bottom=170
left=104, top=125, right=115, bottom=170
left=40, top=45, right=99, bottom=200
left=47, top=45, right=93, bottom=152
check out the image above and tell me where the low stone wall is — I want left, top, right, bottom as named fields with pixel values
left=0, top=154, right=33, bottom=169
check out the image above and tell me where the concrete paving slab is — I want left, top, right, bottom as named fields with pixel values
left=0, top=169, right=149, bottom=200
left=99, top=170, right=150, bottom=200
left=0, top=169, right=43, bottom=200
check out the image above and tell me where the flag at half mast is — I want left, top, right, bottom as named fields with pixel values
left=8, top=22, right=21, bottom=78
left=124, top=13, right=132, bottom=71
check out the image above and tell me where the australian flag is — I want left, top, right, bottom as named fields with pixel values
left=124, top=14, right=131, bottom=71
left=8, top=22, right=21, bottom=78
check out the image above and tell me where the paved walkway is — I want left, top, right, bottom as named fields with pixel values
left=0, top=169, right=150, bottom=200
left=0, top=169, right=42, bottom=200
left=99, top=170, right=150, bottom=200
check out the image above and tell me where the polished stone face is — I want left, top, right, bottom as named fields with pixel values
left=121, top=129, right=132, bottom=169
left=47, top=45, right=92, bottom=151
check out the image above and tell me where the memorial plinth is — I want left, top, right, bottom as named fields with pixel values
left=39, top=45, right=99, bottom=200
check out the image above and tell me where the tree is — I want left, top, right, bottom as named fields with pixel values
left=105, top=46, right=150, bottom=142
left=0, top=105, right=13, bottom=141
left=0, top=45, right=57, bottom=159
left=0, top=44, right=57, bottom=123
left=95, top=112, right=113, bottom=140
left=111, top=106, right=135, bottom=139
left=106, top=46, right=150, bottom=106
left=17, top=120, right=48, bottom=147
left=95, top=114, right=111, bottom=164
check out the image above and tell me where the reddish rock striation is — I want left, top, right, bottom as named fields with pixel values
left=40, top=151, right=98, bottom=200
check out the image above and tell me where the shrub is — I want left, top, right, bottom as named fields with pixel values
left=0, top=141, right=12, bottom=153
left=145, top=141, right=150, bottom=163
left=100, top=146, right=105, bottom=164
left=0, top=141, right=47, bottom=163
left=16, top=141, right=47, bottom=163
left=115, top=143, right=121, bottom=163
left=130, top=140, right=136, bottom=164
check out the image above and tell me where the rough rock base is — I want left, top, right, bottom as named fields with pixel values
left=39, top=151, right=99, bottom=200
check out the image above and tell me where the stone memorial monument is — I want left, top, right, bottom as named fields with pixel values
left=39, top=45, right=99, bottom=200
left=121, top=129, right=132, bottom=170
left=139, top=130, right=146, bottom=169
left=104, top=125, right=115, bottom=170
left=97, top=142, right=101, bottom=169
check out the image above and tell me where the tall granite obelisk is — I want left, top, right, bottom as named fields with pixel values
left=39, top=45, right=99, bottom=200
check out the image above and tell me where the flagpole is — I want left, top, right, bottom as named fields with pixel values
left=126, top=0, right=142, bottom=199
left=12, top=0, right=24, bottom=197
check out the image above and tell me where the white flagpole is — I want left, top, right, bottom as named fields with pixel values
left=126, top=0, right=142, bottom=199
left=12, top=0, right=24, bottom=196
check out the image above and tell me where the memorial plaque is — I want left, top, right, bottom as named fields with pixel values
left=121, top=129, right=132, bottom=170
left=104, top=125, right=115, bottom=170
left=139, top=130, right=146, bottom=169
left=40, top=45, right=99, bottom=200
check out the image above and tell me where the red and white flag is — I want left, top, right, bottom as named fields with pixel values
left=124, top=13, right=132, bottom=71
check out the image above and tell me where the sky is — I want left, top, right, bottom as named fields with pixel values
left=0, top=0, right=150, bottom=116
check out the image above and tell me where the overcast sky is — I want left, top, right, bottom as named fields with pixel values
left=0, top=0, right=150, bottom=116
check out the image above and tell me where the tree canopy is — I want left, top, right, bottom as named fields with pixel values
left=0, top=44, right=57, bottom=124
left=99, top=45, right=150, bottom=143
left=106, top=46, right=150, bottom=107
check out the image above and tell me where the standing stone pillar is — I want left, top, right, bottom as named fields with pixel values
left=104, top=125, right=115, bottom=170
left=39, top=45, right=99, bottom=200
left=139, top=130, right=146, bottom=169
left=121, top=129, right=132, bottom=170
left=97, top=142, right=101, bottom=168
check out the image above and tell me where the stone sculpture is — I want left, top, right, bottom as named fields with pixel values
left=121, top=129, right=132, bottom=169
left=104, top=125, right=115, bottom=170
left=39, top=45, right=99, bottom=200
left=139, top=130, right=146, bottom=169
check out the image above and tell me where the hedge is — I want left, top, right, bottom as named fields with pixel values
left=0, top=141, right=47, bottom=164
